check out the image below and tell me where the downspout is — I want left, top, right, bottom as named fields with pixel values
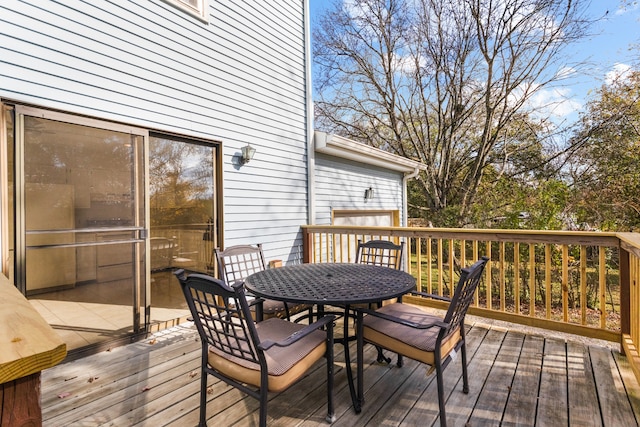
left=401, top=166, right=420, bottom=271
left=402, top=167, right=421, bottom=227
left=303, top=0, right=316, bottom=225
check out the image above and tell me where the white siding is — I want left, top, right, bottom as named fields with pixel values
left=315, top=153, right=404, bottom=225
left=0, top=0, right=309, bottom=263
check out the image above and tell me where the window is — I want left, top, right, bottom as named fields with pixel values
left=165, top=0, right=209, bottom=21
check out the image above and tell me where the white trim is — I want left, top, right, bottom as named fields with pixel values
left=15, top=105, right=149, bottom=136
left=304, top=0, right=316, bottom=226
left=314, top=131, right=427, bottom=173
left=0, top=105, right=9, bottom=277
left=162, top=0, right=209, bottom=22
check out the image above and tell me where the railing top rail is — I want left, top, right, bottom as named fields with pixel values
left=618, top=232, right=640, bottom=257
left=302, top=225, right=621, bottom=246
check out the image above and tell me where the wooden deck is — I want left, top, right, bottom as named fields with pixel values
left=41, top=318, right=640, bottom=426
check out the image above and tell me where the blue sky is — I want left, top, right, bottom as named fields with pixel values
left=308, top=1, right=640, bottom=123
left=567, top=2, right=639, bottom=110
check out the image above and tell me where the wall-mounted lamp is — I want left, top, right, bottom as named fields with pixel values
left=240, top=144, right=256, bottom=164
left=364, top=187, right=374, bottom=200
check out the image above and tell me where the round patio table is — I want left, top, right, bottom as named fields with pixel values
left=245, top=263, right=414, bottom=303
left=245, top=263, right=416, bottom=413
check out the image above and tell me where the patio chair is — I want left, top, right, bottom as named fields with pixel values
left=356, top=256, right=489, bottom=427
left=214, top=244, right=310, bottom=321
left=355, top=239, right=404, bottom=270
left=355, top=239, right=405, bottom=364
left=174, top=269, right=335, bottom=427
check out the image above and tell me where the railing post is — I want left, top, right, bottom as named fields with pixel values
left=620, top=246, right=631, bottom=349
left=302, top=227, right=312, bottom=263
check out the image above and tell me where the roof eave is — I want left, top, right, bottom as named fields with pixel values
left=314, top=131, right=426, bottom=174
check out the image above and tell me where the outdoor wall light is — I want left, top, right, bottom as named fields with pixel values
left=240, top=144, right=256, bottom=164
left=364, top=187, right=374, bottom=200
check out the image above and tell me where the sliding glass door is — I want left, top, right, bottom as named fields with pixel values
left=14, top=106, right=147, bottom=351
left=148, top=135, right=218, bottom=322
left=2, top=105, right=221, bottom=353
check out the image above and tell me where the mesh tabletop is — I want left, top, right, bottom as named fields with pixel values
left=244, top=263, right=416, bottom=305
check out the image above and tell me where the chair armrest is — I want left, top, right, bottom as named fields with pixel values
left=259, top=315, right=336, bottom=350
left=409, top=290, right=451, bottom=302
left=246, top=296, right=265, bottom=307
left=357, top=306, right=449, bottom=330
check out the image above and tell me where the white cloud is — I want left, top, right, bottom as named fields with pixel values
left=525, top=86, right=583, bottom=120
left=392, top=52, right=428, bottom=75
left=605, top=63, right=633, bottom=85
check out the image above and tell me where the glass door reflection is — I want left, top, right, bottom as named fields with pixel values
left=18, top=108, right=146, bottom=352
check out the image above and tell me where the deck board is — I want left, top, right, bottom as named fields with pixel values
left=536, top=338, right=569, bottom=426
left=337, top=357, right=417, bottom=427
left=501, top=334, right=543, bottom=427
left=298, top=345, right=382, bottom=427
left=46, top=345, right=202, bottom=425
left=443, top=328, right=505, bottom=426
left=567, top=341, right=602, bottom=427
left=358, top=329, right=492, bottom=427
left=41, top=321, right=640, bottom=427
left=469, top=331, right=525, bottom=425
left=590, top=346, right=639, bottom=426
left=614, top=350, right=640, bottom=422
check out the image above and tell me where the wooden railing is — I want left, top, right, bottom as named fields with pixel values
left=302, top=225, right=640, bottom=382
left=618, top=232, right=640, bottom=383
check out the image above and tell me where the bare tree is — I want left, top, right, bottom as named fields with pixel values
left=313, top=0, right=594, bottom=225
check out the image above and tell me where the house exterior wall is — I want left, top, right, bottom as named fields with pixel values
left=314, top=153, right=404, bottom=225
left=0, top=0, right=309, bottom=263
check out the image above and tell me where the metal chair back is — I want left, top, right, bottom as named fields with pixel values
left=440, top=256, right=488, bottom=342
left=355, top=239, right=405, bottom=270
left=215, top=243, right=266, bottom=285
left=354, top=239, right=405, bottom=364
left=175, top=270, right=261, bottom=366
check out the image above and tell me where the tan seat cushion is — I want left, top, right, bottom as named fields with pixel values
left=261, top=300, right=309, bottom=319
left=261, top=299, right=289, bottom=315
left=362, top=303, right=460, bottom=366
left=208, top=318, right=326, bottom=392
left=227, top=297, right=309, bottom=321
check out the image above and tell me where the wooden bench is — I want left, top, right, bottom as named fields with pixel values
left=0, top=275, right=66, bottom=426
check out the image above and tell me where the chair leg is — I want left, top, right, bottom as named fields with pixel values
left=259, top=383, right=268, bottom=427
left=371, top=301, right=392, bottom=365
left=292, top=305, right=315, bottom=324
left=396, top=354, right=404, bottom=367
left=436, top=357, right=447, bottom=427
left=199, top=366, right=207, bottom=426
left=461, top=340, right=469, bottom=393
left=376, top=346, right=392, bottom=364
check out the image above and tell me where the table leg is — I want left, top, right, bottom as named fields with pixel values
left=356, top=309, right=364, bottom=409
left=255, top=300, right=264, bottom=322
left=342, top=304, right=361, bottom=413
